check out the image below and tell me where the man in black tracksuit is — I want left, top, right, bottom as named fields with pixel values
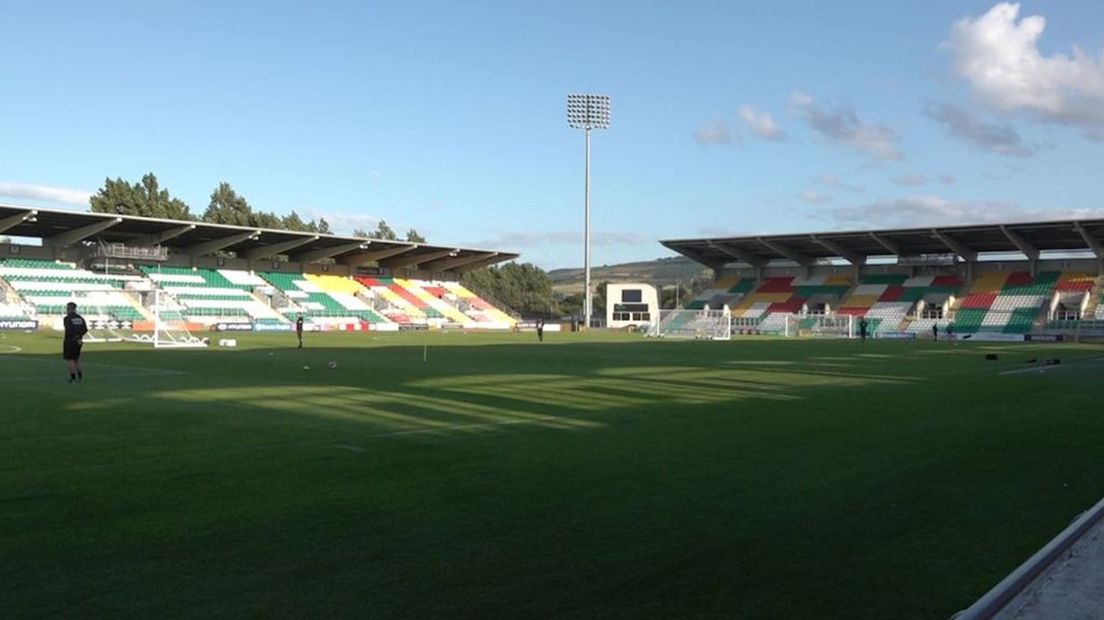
left=63, top=302, right=88, bottom=383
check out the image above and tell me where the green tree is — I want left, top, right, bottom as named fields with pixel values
left=203, top=182, right=254, bottom=226
left=373, top=220, right=399, bottom=241
left=282, top=210, right=312, bottom=232
left=317, top=218, right=332, bottom=235
left=90, top=173, right=193, bottom=220
left=406, top=228, right=426, bottom=243
left=461, top=262, right=556, bottom=317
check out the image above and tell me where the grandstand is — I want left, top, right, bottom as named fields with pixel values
left=664, top=218, right=1104, bottom=340
left=0, top=204, right=519, bottom=332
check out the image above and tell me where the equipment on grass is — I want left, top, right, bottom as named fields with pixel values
left=328, top=361, right=337, bottom=369
left=648, top=306, right=731, bottom=340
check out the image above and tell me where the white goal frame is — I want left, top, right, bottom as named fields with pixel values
left=649, top=305, right=732, bottom=340
left=134, top=288, right=208, bottom=349
left=782, top=314, right=855, bottom=338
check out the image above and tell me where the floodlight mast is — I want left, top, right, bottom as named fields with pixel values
left=566, top=94, right=611, bottom=329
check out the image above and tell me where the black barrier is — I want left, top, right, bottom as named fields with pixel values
left=1025, top=334, right=1065, bottom=342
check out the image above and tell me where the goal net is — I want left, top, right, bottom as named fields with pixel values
left=71, top=290, right=133, bottom=343
left=77, top=289, right=206, bottom=348
left=649, top=306, right=731, bottom=340
left=782, top=314, right=855, bottom=338
left=137, top=289, right=208, bottom=348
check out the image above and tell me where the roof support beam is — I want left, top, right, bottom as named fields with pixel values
left=420, top=252, right=499, bottom=273
left=46, top=217, right=122, bottom=247
left=931, top=230, right=977, bottom=262
left=757, top=237, right=813, bottom=266
left=292, top=241, right=368, bottom=264
left=142, top=224, right=196, bottom=245
left=340, top=244, right=415, bottom=267
left=1073, top=222, right=1104, bottom=260
left=709, top=241, right=767, bottom=268
left=666, top=245, right=725, bottom=272
left=444, top=253, right=514, bottom=272
left=999, top=225, right=1039, bottom=260
left=0, top=209, right=37, bottom=235
left=810, top=235, right=866, bottom=265
left=245, top=235, right=319, bottom=260
left=868, top=232, right=900, bottom=256
left=186, top=230, right=260, bottom=257
left=380, top=248, right=458, bottom=270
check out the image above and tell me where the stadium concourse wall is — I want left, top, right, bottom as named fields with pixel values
left=687, top=256, right=1104, bottom=341
left=0, top=242, right=513, bottom=333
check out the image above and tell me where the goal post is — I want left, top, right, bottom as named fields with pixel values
left=649, top=305, right=731, bottom=340
left=783, top=314, right=855, bottom=338
left=142, top=288, right=208, bottom=348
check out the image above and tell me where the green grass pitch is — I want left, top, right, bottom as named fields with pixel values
left=1, top=330, right=1103, bottom=618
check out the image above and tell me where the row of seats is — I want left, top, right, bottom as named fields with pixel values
left=691, top=270, right=1100, bottom=335
left=0, top=259, right=149, bottom=323
left=0, top=259, right=515, bottom=329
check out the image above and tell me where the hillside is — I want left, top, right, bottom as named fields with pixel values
left=548, top=256, right=710, bottom=293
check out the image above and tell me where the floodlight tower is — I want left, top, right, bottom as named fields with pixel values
left=567, top=93, right=611, bottom=330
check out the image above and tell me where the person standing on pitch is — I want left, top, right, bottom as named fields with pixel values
left=536, top=318, right=545, bottom=342
left=296, top=314, right=304, bottom=348
left=932, top=323, right=939, bottom=341
left=63, top=301, right=88, bottom=383
left=858, top=317, right=869, bottom=342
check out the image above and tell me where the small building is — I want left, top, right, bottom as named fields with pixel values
left=606, top=283, right=658, bottom=329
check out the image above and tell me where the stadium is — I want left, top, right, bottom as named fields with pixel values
left=7, top=3, right=1104, bottom=618
left=3, top=202, right=1104, bottom=618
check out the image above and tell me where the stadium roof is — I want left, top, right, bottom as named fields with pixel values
left=0, top=204, right=517, bottom=272
left=661, top=218, right=1104, bottom=268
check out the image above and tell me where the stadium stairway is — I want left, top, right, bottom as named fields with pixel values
left=259, top=272, right=387, bottom=325
left=439, top=282, right=517, bottom=328
left=685, top=276, right=755, bottom=310
left=301, top=275, right=389, bottom=324
left=948, top=271, right=1062, bottom=334
left=353, top=277, right=423, bottom=324
left=395, top=279, right=472, bottom=326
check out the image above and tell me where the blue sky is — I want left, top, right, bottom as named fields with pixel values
left=2, top=1, right=1103, bottom=268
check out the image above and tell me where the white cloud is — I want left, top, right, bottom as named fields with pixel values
left=0, top=182, right=92, bottom=207
left=800, top=190, right=832, bottom=204
left=818, top=174, right=865, bottom=193
left=469, top=230, right=651, bottom=250
left=946, top=3, right=1104, bottom=135
left=789, top=92, right=904, bottom=160
left=891, top=174, right=929, bottom=187
left=826, top=195, right=1104, bottom=227
left=923, top=101, right=1038, bottom=157
left=692, top=121, right=733, bottom=145
left=738, top=105, right=786, bottom=140
left=303, top=209, right=386, bottom=235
